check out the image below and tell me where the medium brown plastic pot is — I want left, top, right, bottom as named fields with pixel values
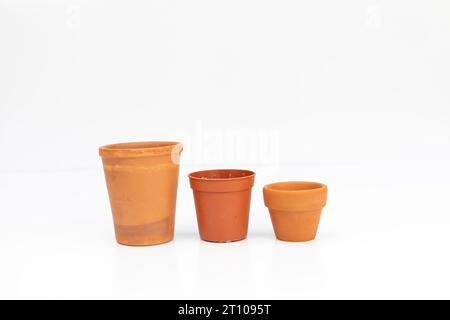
left=99, top=141, right=182, bottom=246
left=189, top=169, right=255, bottom=242
left=263, top=181, right=328, bottom=242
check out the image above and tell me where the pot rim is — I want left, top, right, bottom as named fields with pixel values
left=264, top=181, right=327, bottom=193
left=99, top=141, right=182, bottom=158
left=188, top=169, right=255, bottom=181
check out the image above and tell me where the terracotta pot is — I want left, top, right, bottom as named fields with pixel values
left=99, top=141, right=182, bottom=246
left=263, top=181, right=327, bottom=242
left=189, top=169, right=255, bottom=242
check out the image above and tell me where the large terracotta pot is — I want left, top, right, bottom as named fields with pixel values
left=263, top=181, right=328, bottom=242
left=99, top=141, right=182, bottom=246
left=189, top=169, right=255, bottom=242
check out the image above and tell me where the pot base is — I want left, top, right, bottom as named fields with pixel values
left=114, top=217, right=174, bottom=246
left=116, top=238, right=173, bottom=247
left=269, top=209, right=322, bottom=242
left=200, top=236, right=247, bottom=243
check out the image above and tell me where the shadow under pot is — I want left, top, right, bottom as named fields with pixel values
left=263, top=181, right=328, bottom=242
left=99, top=141, right=183, bottom=246
left=189, top=169, right=255, bottom=243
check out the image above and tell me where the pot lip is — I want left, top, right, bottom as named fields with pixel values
left=188, top=169, right=255, bottom=181
left=99, top=141, right=182, bottom=158
left=263, top=181, right=327, bottom=194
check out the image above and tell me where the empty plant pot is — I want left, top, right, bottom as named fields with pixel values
left=189, top=169, right=255, bottom=242
left=263, top=181, right=328, bottom=242
left=99, top=141, right=182, bottom=246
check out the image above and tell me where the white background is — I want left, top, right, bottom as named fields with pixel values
left=1, top=0, right=450, bottom=299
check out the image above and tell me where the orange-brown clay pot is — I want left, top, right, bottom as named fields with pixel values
left=263, top=181, right=328, bottom=242
left=99, top=141, right=182, bottom=246
left=189, top=169, right=255, bottom=242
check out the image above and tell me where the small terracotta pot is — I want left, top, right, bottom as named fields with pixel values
left=99, top=141, right=182, bottom=246
left=189, top=169, right=255, bottom=242
left=263, top=181, right=328, bottom=242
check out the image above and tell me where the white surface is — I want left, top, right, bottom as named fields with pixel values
left=1, top=0, right=450, bottom=299
left=1, top=164, right=450, bottom=299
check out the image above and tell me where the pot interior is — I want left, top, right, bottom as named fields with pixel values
left=266, top=181, right=324, bottom=191
left=189, top=169, right=255, bottom=180
left=102, top=141, right=178, bottom=150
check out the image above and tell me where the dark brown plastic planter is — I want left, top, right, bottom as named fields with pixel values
left=263, top=181, right=328, bottom=242
left=189, top=169, right=255, bottom=242
left=99, top=141, right=182, bottom=246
